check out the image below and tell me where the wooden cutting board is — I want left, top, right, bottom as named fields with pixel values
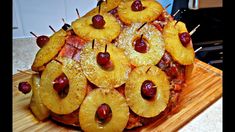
left=13, top=59, right=222, bottom=132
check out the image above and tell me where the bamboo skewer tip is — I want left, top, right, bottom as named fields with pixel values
left=190, top=24, right=200, bottom=36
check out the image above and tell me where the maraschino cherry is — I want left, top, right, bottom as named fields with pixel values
left=97, top=44, right=110, bottom=66
left=96, top=103, right=112, bottom=124
left=179, top=32, right=191, bottom=47
left=134, top=34, right=147, bottom=53
left=92, top=0, right=106, bottom=29
left=141, top=80, right=157, bottom=100
left=53, top=73, right=69, bottom=98
left=92, top=14, right=106, bottom=29
left=131, top=0, right=144, bottom=11
left=18, top=82, right=31, bottom=94
left=30, top=32, right=49, bottom=48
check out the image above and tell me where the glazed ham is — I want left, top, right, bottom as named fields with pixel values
left=58, top=34, right=87, bottom=61
left=30, top=0, right=195, bottom=130
left=53, top=7, right=188, bottom=130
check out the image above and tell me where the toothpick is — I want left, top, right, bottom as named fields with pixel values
left=53, top=58, right=63, bottom=65
left=76, top=8, right=80, bottom=18
left=165, top=3, right=171, bottom=9
left=194, top=47, right=202, bottom=53
left=105, top=44, right=107, bottom=52
left=49, top=25, right=56, bottom=33
left=174, top=20, right=179, bottom=27
left=190, top=24, right=200, bottom=36
left=146, top=67, right=151, bottom=73
left=30, top=32, right=37, bottom=38
left=152, top=86, right=157, bottom=88
left=140, top=34, right=143, bottom=40
left=99, top=4, right=101, bottom=14
left=173, top=9, right=180, bottom=17
left=92, top=39, right=95, bottom=49
left=17, top=69, right=38, bottom=75
left=97, top=0, right=104, bottom=13
left=137, top=22, right=147, bottom=31
left=62, top=18, right=66, bottom=24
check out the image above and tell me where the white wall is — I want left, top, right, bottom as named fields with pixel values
left=13, top=0, right=173, bottom=39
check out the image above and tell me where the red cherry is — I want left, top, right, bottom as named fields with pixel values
left=18, top=82, right=31, bottom=94
left=134, top=37, right=147, bottom=53
left=96, top=103, right=112, bottom=123
left=179, top=32, right=191, bottom=47
left=131, top=0, right=143, bottom=11
left=92, top=14, right=106, bottom=29
left=141, top=80, right=156, bottom=100
left=97, top=52, right=110, bottom=65
left=36, top=35, right=49, bottom=48
left=53, top=73, right=69, bottom=94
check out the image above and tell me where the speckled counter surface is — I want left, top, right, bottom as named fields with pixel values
left=13, top=37, right=39, bottom=74
left=13, top=37, right=222, bottom=132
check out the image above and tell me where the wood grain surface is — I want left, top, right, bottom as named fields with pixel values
left=13, top=59, right=222, bottom=132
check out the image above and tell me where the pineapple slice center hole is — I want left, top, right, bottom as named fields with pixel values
left=53, top=73, right=70, bottom=98
left=141, top=80, right=157, bottom=100
left=95, top=103, right=112, bottom=125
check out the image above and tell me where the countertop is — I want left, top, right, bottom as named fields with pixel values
left=13, top=37, right=222, bottom=132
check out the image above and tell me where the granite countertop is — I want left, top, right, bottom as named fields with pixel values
left=13, top=37, right=222, bottom=132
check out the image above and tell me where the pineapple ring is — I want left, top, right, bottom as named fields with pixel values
left=163, top=20, right=195, bottom=65
left=117, top=0, right=163, bottom=24
left=71, top=13, right=121, bottom=42
left=32, top=29, right=67, bottom=71
left=79, top=88, right=129, bottom=132
left=40, top=57, right=87, bottom=114
left=30, top=74, right=50, bottom=121
left=80, top=40, right=131, bottom=88
left=125, top=65, right=170, bottom=118
left=116, top=23, right=165, bottom=67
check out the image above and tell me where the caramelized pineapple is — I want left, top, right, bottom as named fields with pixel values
left=71, top=13, right=121, bottom=42
left=80, top=40, right=131, bottom=88
left=50, top=108, right=80, bottom=127
left=40, top=57, right=87, bottom=114
left=79, top=88, right=129, bottom=132
left=29, top=74, right=50, bottom=121
left=31, top=29, right=67, bottom=72
left=117, top=0, right=163, bottom=24
left=116, top=23, right=165, bottom=67
left=85, top=0, right=121, bottom=16
left=162, top=20, right=195, bottom=65
left=125, top=65, right=170, bottom=117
